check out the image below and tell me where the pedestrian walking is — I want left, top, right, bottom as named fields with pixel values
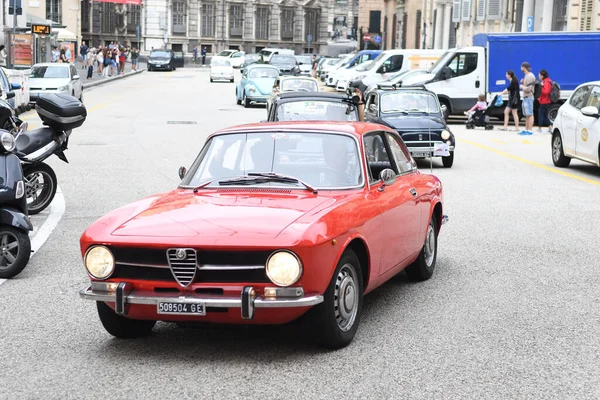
left=311, top=54, right=317, bottom=78
left=65, top=46, right=72, bottom=63
left=193, top=45, right=198, bottom=64
left=51, top=46, right=60, bottom=62
left=97, top=49, right=104, bottom=75
left=80, top=41, right=88, bottom=69
left=499, top=70, right=520, bottom=131
left=131, top=47, right=139, bottom=71
left=0, top=45, right=7, bottom=67
left=102, top=49, right=111, bottom=78
left=201, top=46, right=207, bottom=66
left=519, top=62, right=536, bottom=135
left=87, top=51, right=95, bottom=79
left=537, top=69, right=553, bottom=133
left=119, top=47, right=126, bottom=74
left=59, top=48, right=68, bottom=63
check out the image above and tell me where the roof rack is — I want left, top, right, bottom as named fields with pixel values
left=376, top=83, right=428, bottom=91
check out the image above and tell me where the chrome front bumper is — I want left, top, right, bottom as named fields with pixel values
left=80, top=281, right=323, bottom=320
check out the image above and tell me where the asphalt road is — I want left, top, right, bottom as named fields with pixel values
left=1, top=68, right=599, bottom=399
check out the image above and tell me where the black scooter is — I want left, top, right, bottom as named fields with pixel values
left=0, top=90, right=25, bottom=133
left=0, top=124, right=32, bottom=278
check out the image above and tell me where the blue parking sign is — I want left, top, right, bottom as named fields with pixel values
left=526, top=16, right=534, bottom=32
left=374, top=35, right=381, bottom=44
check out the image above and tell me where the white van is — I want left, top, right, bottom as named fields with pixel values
left=355, top=49, right=445, bottom=87
left=258, top=48, right=295, bottom=62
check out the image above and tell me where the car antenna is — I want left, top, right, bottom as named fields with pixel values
left=428, top=102, right=433, bottom=174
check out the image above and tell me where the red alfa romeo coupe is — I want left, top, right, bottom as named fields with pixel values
left=80, top=121, right=447, bottom=349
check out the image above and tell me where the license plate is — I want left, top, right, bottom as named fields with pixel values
left=412, top=151, right=431, bottom=158
left=157, top=302, right=206, bottom=315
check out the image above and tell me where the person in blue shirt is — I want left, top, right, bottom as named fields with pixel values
left=80, top=41, right=88, bottom=69
left=193, top=45, right=198, bottom=64
left=201, top=46, right=207, bottom=66
left=65, top=46, right=72, bottom=63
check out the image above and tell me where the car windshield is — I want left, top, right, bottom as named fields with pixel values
left=386, top=69, right=427, bottom=84
left=355, top=61, right=373, bottom=72
left=258, top=50, right=273, bottom=57
left=217, top=50, right=234, bottom=57
left=428, top=50, right=454, bottom=73
left=30, top=66, right=69, bottom=79
left=276, top=100, right=358, bottom=122
left=380, top=92, right=440, bottom=114
left=270, top=55, right=296, bottom=65
left=212, top=59, right=231, bottom=67
left=181, top=132, right=363, bottom=189
left=295, top=56, right=312, bottom=65
left=248, top=68, right=278, bottom=79
left=150, top=51, right=171, bottom=58
left=245, top=54, right=260, bottom=63
left=281, top=79, right=318, bottom=92
left=325, top=59, right=339, bottom=66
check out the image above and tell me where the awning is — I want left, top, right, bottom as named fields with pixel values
left=53, top=28, right=77, bottom=41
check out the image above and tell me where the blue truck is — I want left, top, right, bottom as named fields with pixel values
left=401, top=32, right=600, bottom=121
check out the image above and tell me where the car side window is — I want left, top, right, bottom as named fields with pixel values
left=447, top=53, right=478, bottom=77
left=569, top=86, right=591, bottom=110
left=385, top=132, right=415, bottom=174
left=584, top=86, right=600, bottom=111
left=363, top=132, right=396, bottom=183
left=365, top=93, right=378, bottom=114
left=379, top=55, right=403, bottom=74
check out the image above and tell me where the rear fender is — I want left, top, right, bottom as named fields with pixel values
left=0, top=207, right=33, bottom=231
left=56, top=150, right=69, bottom=163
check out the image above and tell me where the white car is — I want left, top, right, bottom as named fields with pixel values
left=28, top=63, right=83, bottom=104
left=552, top=81, right=600, bottom=168
left=335, top=61, right=374, bottom=92
left=319, top=58, right=342, bottom=81
left=211, top=50, right=245, bottom=68
left=325, top=54, right=355, bottom=87
left=210, top=59, right=234, bottom=82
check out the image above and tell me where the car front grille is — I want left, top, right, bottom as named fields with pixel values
left=109, top=247, right=272, bottom=283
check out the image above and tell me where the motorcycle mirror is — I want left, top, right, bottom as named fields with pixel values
left=16, top=121, right=28, bottom=137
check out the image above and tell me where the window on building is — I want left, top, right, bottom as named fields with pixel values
left=580, top=0, right=595, bottom=31
left=101, top=3, right=115, bottom=34
left=229, top=4, right=243, bottom=38
left=305, top=8, right=319, bottom=42
left=256, top=6, right=269, bottom=40
left=551, top=0, right=568, bottom=31
left=401, top=12, right=407, bottom=49
left=127, top=5, right=141, bottom=34
left=281, top=8, right=294, bottom=40
left=172, top=0, right=186, bottom=34
left=369, top=10, right=381, bottom=33
left=415, top=10, right=422, bottom=49
left=81, top=0, right=90, bottom=32
left=46, top=0, right=61, bottom=24
left=515, top=0, right=523, bottom=31
left=201, top=3, right=216, bottom=37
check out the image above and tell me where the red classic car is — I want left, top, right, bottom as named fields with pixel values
left=79, top=121, right=447, bottom=349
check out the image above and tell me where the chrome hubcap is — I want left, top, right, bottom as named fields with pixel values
left=334, top=263, right=359, bottom=332
left=424, top=224, right=436, bottom=267
left=553, top=136, right=562, bottom=161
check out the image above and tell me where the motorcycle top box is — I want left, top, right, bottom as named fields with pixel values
left=35, top=93, right=87, bottom=132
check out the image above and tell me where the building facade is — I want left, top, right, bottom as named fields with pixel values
left=357, top=0, right=396, bottom=49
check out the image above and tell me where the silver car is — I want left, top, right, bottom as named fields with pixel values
left=28, top=63, right=84, bottom=104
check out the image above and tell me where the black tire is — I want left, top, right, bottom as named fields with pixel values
left=243, top=93, right=250, bottom=108
left=236, top=89, right=242, bottom=105
left=485, top=124, right=494, bottom=130
left=552, top=132, right=571, bottom=168
left=79, top=91, right=83, bottom=103
left=442, top=151, right=454, bottom=168
left=405, top=216, right=438, bottom=282
left=96, top=301, right=156, bottom=339
left=230, top=78, right=234, bottom=83
left=466, top=123, right=474, bottom=130
left=0, top=226, right=31, bottom=279
left=311, top=249, right=363, bottom=349
left=210, top=78, right=214, bottom=82
left=23, top=163, right=57, bottom=215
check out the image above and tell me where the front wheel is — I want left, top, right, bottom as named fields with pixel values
left=243, top=93, right=250, bottom=108
left=24, top=163, right=57, bottom=215
left=311, top=249, right=363, bottom=349
left=442, top=151, right=454, bottom=168
left=96, top=301, right=156, bottom=338
left=0, top=226, right=31, bottom=279
left=552, top=132, right=571, bottom=167
left=405, top=216, right=438, bottom=282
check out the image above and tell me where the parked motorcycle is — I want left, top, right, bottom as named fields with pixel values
left=14, top=93, right=87, bottom=215
left=0, top=124, right=33, bottom=279
left=0, top=88, right=25, bottom=133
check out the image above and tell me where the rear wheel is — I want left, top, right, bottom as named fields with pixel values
left=0, top=226, right=31, bottom=279
left=96, top=301, right=156, bottom=338
left=552, top=132, right=571, bottom=167
left=24, top=163, right=57, bottom=215
left=442, top=151, right=454, bottom=168
left=405, top=217, right=438, bottom=282
left=548, top=104, right=560, bottom=125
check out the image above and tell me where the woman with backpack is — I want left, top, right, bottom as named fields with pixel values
left=499, top=70, right=520, bottom=131
left=538, top=69, right=553, bottom=133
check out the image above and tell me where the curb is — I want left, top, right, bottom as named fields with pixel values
left=83, top=68, right=146, bottom=90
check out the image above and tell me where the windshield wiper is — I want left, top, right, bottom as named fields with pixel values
left=219, top=172, right=318, bottom=194
left=193, top=179, right=216, bottom=193
left=384, top=109, right=409, bottom=115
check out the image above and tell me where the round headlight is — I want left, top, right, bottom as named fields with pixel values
left=84, top=246, right=115, bottom=279
left=441, top=130, right=451, bottom=140
left=266, top=251, right=302, bottom=287
left=1, top=132, right=15, bottom=152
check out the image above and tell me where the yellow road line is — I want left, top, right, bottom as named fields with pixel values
left=490, top=139, right=505, bottom=144
left=87, top=102, right=108, bottom=112
left=458, top=138, right=600, bottom=186
left=522, top=139, right=531, bottom=144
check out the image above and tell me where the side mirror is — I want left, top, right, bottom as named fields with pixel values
left=10, top=83, right=21, bottom=90
left=178, top=166, right=187, bottom=180
left=369, top=103, right=377, bottom=113
left=73, top=75, right=80, bottom=80
left=441, top=104, right=448, bottom=120
left=15, top=121, right=28, bottom=137
left=441, top=67, right=452, bottom=80
left=378, top=168, right=396, bottom=187
left=6, top=92, right=15, bottom=99
left=581, top=106, right=599, bottom=118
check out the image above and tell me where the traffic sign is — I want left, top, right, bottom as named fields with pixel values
left=363, top=34, right=371, bottom=42
left=306, top=34, right=312, bottom=43
left=373, top=35, right=381, bottom=44
left=526, top=16, right=534, bottom=32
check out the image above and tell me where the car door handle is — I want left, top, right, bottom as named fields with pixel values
left=409, top=188, right=417, bottom=197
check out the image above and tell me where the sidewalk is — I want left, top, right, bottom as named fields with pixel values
left=74, top=60, right=147, bottom=86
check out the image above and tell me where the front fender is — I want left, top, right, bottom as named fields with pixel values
left=0, top=207, right=33, bottom=231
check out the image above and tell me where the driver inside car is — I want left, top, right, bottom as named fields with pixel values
left=321, top=136, right=360, bottom=187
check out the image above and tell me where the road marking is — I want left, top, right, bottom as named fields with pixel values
left=458, top=138, right=600, bottom=186
left=490, top=139, right=505, bottom=144
left=87, top=103, right=108, bottom=112
left=522, top=140, right=531, bottom=144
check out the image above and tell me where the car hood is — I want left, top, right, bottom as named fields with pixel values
left=378, top=115, right=447, bottom=132
left=29, top=77, right=70, bottom=88
left=246, top=78, right=276, bottom=94
left=109, top=191, right=334, bottom=242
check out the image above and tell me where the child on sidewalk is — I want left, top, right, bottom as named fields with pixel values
left=464, top=94, right=487, bottom=118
